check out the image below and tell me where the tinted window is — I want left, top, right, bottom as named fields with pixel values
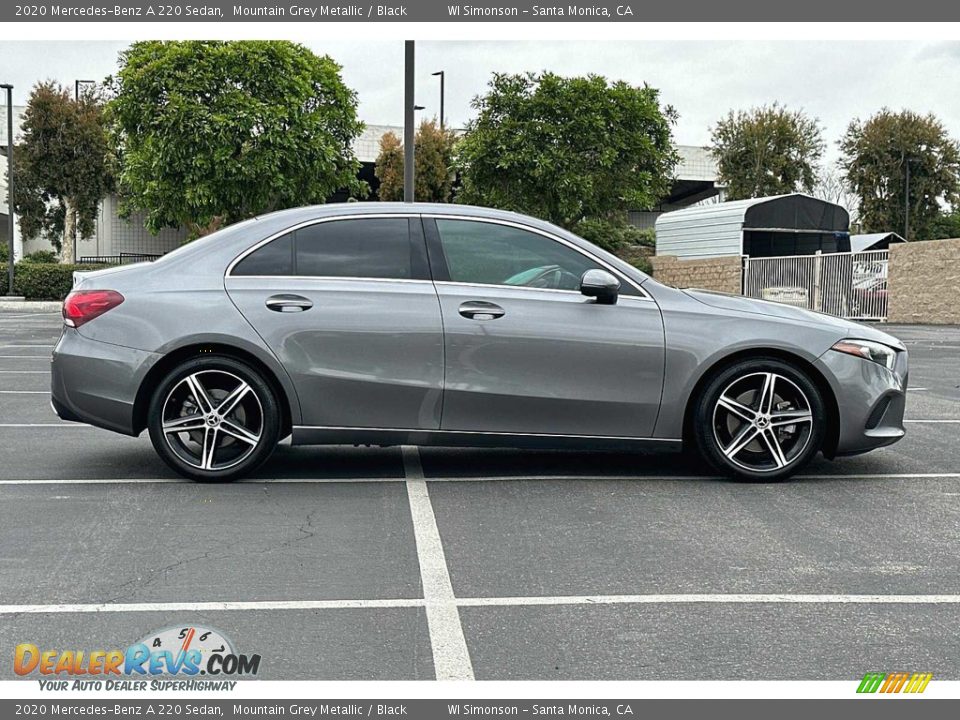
left=296, top=219, right=413, bottom=279
left=232, top=233, right=293, bottom=276
left=435, top=219, right=600, bottom=291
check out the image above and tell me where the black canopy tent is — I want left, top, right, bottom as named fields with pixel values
left=741, top=195, right=851, bottom=258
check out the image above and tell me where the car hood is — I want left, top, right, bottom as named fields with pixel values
left=681, top=288, right=905, bottom=350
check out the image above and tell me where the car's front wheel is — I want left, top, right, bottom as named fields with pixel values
left=147, top=356, right=280, bottom=482
left=693, top=358, right=826, bottom=481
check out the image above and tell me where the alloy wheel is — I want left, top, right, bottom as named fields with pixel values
left=712, top=371, right=814, bottom=473
left=160, top=370, right=264, bottom=472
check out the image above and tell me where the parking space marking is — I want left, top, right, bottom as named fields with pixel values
left=454, top=593, right=960, bottom=607
left=0, top=390, right=49, bottom=394
left=4, top=593, right=960, bottom=617
left=402, top=445, right=475, bottom=681
left=0, top=370, right=50, bottom=374
left=905, top=420, right=960, bottom=423
left=0, top=599, right=426, bottom=614
left=3, top=472, right=960, bottom=486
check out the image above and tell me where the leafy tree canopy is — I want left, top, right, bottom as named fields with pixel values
left=11, top=81, right=112, bottom=261
left=455, top=72, right=678, bottom=229
left=107, top=40, right=365, bottom=237
left=710, top=103, right=825, bottom=201
left=375, top=119, right=457, bottom=202
left=840, top=109, right=960, bottom=241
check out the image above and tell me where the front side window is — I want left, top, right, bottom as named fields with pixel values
left=435, top=219, right=601, bottom=291
left=296, top=218, right=413, bottom=279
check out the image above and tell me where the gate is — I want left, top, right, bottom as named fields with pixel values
left=742, top=250, right=889, bottom=321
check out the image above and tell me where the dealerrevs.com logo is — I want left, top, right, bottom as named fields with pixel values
left=857, top=672, right=933, bottom=694
left=15, top=625, right=260, bottom=691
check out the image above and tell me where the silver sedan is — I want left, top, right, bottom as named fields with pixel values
left=51, top=203, right=908, bottom=482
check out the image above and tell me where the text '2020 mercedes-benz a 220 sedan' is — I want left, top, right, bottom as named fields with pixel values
left=51, top=203, right=908, bottom=482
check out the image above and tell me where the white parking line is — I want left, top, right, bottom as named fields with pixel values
left=0, top=599, right=426, bottom=614
left=3, top=472, right=960, bottom=486
left=3, top=593, right=960, bottom=616
left=402, top=445, right=475, bottom=681
left=905, top=419, right=960, bottom=423
left=0, top=371, right=50, bottom=374
left=0, top=390, right=49, bottom=394
left=455, top=593, right=960, bottom=607
left=0, top=355, right=50, bottom=358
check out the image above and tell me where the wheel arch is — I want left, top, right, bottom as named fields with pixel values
left=133, top=343, right=295, bottom=438
left=681, top=347, right=840, bottom=459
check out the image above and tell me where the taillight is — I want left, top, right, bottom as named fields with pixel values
left=62, top=290, right=125, bottom=328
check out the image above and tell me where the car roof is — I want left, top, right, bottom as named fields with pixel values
left=251, top=202, right=556, bottom=228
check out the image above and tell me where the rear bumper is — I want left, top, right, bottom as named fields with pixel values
left=815, top=347, right=908, bottom=456
left=50, top=328, right=161, bottom=436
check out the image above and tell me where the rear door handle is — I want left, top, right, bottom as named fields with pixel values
left=266, top=294, right=313, bottom=313
left=458, top=301, right=505, bottom=321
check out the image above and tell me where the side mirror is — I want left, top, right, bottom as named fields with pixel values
left=580, top=269, right=620, bottom=305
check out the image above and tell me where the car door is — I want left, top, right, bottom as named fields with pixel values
left=426, top=217, right=665, bottom=438
left=224, top=215, right=444, bottom=430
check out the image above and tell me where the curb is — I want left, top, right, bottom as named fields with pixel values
left=0, top=300, right=62, bottom=312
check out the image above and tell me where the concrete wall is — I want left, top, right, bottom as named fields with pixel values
left=650, top=254, right=742, bottom=294
left=888, top=238, right=960, bottom=325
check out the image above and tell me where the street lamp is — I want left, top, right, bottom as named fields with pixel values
left=431, top=71, right=445, bottom=129
left=902, top=152, right=920, bottom=242
left=1, top=83, right=13, bottom=296
left=75, top=79, right=96, bottom=101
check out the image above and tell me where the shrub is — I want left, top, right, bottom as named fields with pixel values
left=22, top=250, right=60, bottom=264
left=573, top=218, right=655, bottom=254
left=11, top=262, right=111, bottom=301
left=0, top=242, right=8, bottom=263
left=573, top=218, right=655, bottom=274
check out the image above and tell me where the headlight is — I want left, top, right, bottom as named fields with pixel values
left=831, top=339, right=897, bottom=370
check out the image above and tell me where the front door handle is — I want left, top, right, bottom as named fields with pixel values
left=458, top=301, right=505, bottom=321
left=266, top=294, right=313, bottom=313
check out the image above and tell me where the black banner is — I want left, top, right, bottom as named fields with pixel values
left=5, top=0, right=958, bottom=22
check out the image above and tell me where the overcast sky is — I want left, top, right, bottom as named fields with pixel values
left=1, top=40, right=959, bottom=163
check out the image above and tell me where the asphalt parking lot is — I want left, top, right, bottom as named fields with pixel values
left=1, top=311, right=959, bottom=681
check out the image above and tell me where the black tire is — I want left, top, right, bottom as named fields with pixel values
left=692, top=357, right=826, bottom=482
left=148, top=355, right=281, bottom=482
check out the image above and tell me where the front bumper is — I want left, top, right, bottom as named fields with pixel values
left=815, top=346, right=908, bottom=456
left=51, top=328, right=161, bottom=436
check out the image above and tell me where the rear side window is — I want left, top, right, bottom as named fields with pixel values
left=296, top=218, right=414, bottom=279
left=231, top=233, right=293, bottom=276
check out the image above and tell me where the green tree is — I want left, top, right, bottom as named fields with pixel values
left=11, top=82, right=113, bottom=263
left=455, top=72, right=678, bottom=229
left=930, top=209, right=960, bottom=240
left=711, top=104, right=824, bottom=200
left=840, top=109, right=960, bottom=241
left=375, top=119, right=457, bottom=202
left=107, top=40, right=365, bottom=238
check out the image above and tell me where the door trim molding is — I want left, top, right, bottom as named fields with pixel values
left=291, top=425, right=681, bottom=451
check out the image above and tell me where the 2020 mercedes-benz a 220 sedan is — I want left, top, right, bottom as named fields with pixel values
left=51, top=203, right=908, bottom=482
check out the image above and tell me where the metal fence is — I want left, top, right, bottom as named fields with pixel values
left=743, top=250, right=889, bottom=321
left=78, top=252, right=163, bottom=266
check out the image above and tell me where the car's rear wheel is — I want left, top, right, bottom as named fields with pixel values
left=693, top=358, right=826, bottom=481
left=147, top=356, right=280, bottom=482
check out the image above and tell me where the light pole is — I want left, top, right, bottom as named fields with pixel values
left=1, top=83, right=13, bottom=296
left=404, top=41, right=415, bottom=203
left=902, top=152, right=919, bottom=241
left=431, top=71, right=445, bottom=129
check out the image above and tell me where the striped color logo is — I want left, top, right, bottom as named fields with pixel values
left=857, top=672, right=932, bottom=694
